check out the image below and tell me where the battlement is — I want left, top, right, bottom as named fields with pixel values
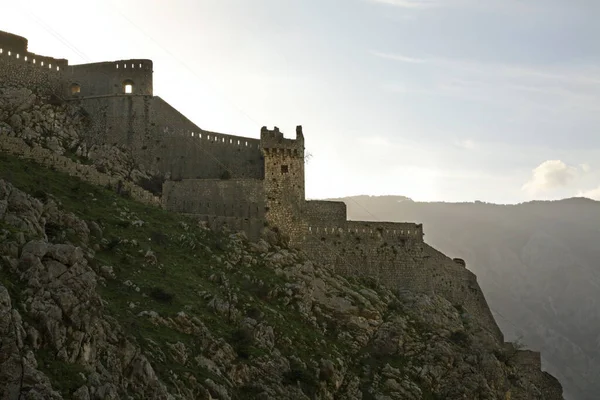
left=0, top=30, right=68, bottom=73
left=179, top=128, right=261, bottom=149
left=307, top=221, right=424, bottom=239
left=65, top=59, right=153, bottom=97
left=0, top=30, right=67, bottom=95
left=260, top=125, right=304, bottom=152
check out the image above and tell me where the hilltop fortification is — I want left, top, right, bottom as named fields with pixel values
left=0, top=29, right=563, bottom=398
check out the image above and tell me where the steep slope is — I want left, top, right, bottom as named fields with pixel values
left=0, top=155, right=560, bottom=399
left=333, top=195, right=600, bottom=400
left=0, top=85, right=563, bottom=399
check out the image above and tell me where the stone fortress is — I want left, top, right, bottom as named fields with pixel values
left=0, top=30, right=563, bottom=397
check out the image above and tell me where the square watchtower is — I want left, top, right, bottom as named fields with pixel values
left=260, top=126, right=306, bottom=236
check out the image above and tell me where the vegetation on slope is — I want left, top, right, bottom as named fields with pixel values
left=0, top=152, right=556, bottom=400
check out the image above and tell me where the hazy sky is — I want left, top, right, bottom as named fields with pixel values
left=3, top=0, right=600, bottom=203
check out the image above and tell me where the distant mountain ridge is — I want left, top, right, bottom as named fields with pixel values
left=330, top=194, right=600, bottom=400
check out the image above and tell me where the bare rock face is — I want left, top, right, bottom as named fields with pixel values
left=0, top=180, right=173, bottom=400
left=0, top=176, right=565, bottom=399
left=0, top=285, right=63, bottom=400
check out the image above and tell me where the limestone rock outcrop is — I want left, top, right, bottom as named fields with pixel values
left=0, top=177, right=563, bottom=399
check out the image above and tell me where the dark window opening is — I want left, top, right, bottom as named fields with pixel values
left=281, top=165, right=289, bottom=174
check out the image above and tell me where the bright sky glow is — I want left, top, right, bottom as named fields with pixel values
left=3, top=0, right=600, bottom=203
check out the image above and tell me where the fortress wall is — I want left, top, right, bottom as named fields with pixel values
left=424, top=244, right=504, bottom=341
left=72, top=95, right=264, bottom=179
left=150, top=97, right=263, bottom=179
left=72, top=95, right=153, bottom=151
left=297, top=221, right=429, bottom=292
left=0, top=31, right=28, bottom=52
left=162, top=179, right=265, bottom=219
left=303, top=200, right=347, bottom=225
left=65, top=60, right=153, bottom=96
left=346, top=220, right=424, bottom=238
left=540, top=372, right=564, bottom=399
left=0, top=45, right=67, bottom=96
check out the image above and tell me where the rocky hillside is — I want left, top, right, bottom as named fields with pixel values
left=0, top=85, right=563, bottom=399
left=333, top=195, right=599, bottom=400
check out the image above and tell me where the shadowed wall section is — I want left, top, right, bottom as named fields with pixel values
left=0, top=31, right=67, bottom=95
left=424, top=244, right=504, bottom=341
left=299, top=220, right=429, bottom=292
left=163, top=179, right=266, bottom=240
left=65, top=60, right=153, bottom=97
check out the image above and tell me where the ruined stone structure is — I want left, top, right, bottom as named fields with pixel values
left=0, top=30, right=564, bottom=397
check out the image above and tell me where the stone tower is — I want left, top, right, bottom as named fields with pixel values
left=260, top=125, right=306, bottom=242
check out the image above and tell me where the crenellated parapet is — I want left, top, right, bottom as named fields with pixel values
left=0, top=30, right=68, bottom=95
left=0, top=30, right=68, bottom=71
left=65, top=59, right=153, bottom=97
left=306, top=221, right=424, bottom=240
left=260, top=125, right=304, bottom=153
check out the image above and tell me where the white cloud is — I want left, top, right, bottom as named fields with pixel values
left=580, top=163, right=592, bottom=173
left=522, top=160, right=580, bottom=194
left=578, top=186, right=600, bottom=200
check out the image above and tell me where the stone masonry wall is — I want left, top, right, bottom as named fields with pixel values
left=65, top=60, right=154, bottom=97
left=261, top=126, right=306, bottom=245
left=150, top=97, right=263, bottom=179
left=297, top=220, right=429, bottom=292
left=0, top=32, right=67, bottom=96
left=302, top=200, right=347, bottom=225
left=424, top=243, right=504, bottom=342
left=162, top=179, right=265, bottom=218
left=512, top=349, right=563, bottom=399
left=71, top=95, right=152, bottom=150
left=69, top=95, right=264, bottom=180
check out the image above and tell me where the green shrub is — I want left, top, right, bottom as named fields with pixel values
left=149, top=287, right=174, bottom=303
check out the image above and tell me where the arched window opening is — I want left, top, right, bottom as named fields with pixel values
left=122, top=79, right=134, bottom=94
left=70, top=83, right=81, bottom=95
